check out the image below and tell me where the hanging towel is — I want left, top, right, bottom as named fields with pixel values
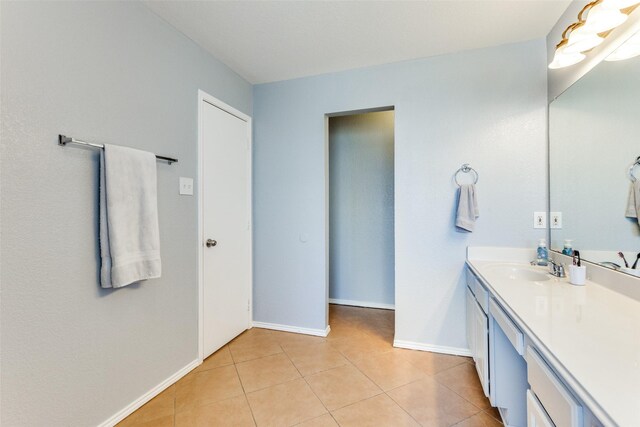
left=456, top=184, right=479, bottom=232
left=625, top=180, right=640, bottom=220
left=100, top=144, right=161, bottom=288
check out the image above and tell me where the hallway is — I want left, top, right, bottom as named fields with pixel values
left=119, top=305, right=502, bottom=426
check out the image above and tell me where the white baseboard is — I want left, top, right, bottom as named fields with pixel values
left=329, top=298, right=395, bottom=310
left=98, top=358, right=200, bottom=427
left=393, top=339, right=472, bottom=357
left=252, top=321, right=330, bottom=337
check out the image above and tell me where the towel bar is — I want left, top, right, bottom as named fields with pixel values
left=58, top=134, right=178, bottom=164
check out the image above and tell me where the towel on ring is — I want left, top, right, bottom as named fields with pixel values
left=456, top=184, right=479, bottom=232
left=626, top=180, right=640, bottom=220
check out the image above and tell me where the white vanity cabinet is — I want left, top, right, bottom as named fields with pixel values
left=473, top=299, right=489, bottom=396
left=526, top=390, right=553, bottom=427
left=527, top=347, right=583, bottom=427
left=488, top=298, right=527, bottom=426
left=465, top=265, right=604, bottom=427
left=465, top=286, right=475, bottom=356
left=465, top=271, right=489, bottom=397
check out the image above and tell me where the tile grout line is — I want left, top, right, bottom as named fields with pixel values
left=281, top=345, right=334, bottom=425
left=232, top=362, right=260, bottom=427
left=431, top=367, right=487, bottom=412
left=483, top=408, right=504, bottom=423
left=231, top=344, right=284, bottom=366
left=328, top=323, right=413, bottom=421
left=383, top=390, right=427, bottom=427
left=350, top=351, right=423, bottom=426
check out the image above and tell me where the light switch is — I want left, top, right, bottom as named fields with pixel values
left=533, top=212, right=547, bottom=229
left=550, top=212, right=562, bottom=229
left=179, top=177, right=194, bottom=196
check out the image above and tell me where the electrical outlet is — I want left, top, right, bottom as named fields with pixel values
left=534, top=212, right=547, bottom=229
left=179, top=177, right=194, bottom=196
left=550, top=212, right=562, bottom=229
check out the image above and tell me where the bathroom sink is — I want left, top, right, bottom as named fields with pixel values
left=485, top=264, right=550, bottom=282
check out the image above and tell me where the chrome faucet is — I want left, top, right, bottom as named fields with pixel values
left=598, top=262, right=621, bottom=270
left=548, top=260, right=566, bottom=277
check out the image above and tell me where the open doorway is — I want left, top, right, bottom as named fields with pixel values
left=327, top=108, right=395, bottom=342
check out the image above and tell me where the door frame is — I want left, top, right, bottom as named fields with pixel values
left=324, top=106, right=396, bottom=328
left=197, top=89, right=253, bottom=362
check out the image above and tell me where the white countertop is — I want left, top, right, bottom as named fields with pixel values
left=466, top=249, right=640, bottom=427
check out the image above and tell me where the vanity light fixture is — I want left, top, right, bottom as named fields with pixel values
left=549, top=0, right=639, bottom=69
left=549, top=39, right=587, bottom=69
left=580, top=0, right=628, bottom=33
left=605, top=30, right=640, bottom=60
left=563, top=23, right=605, bottom=54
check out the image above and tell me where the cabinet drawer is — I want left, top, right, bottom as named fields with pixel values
left=489, top=298, right=524, bottom=355
left=466, top=268, right=477, bottom=296
left=527, top=390, right=553, bottom=427
left=475, top=281, right=489, bottom=314
left=527, top=347, right=583, bottom=427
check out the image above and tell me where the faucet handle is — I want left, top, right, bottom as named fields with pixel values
left=548, top=260, right=566, bottom=277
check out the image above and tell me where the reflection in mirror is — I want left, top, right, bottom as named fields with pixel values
left=549, top=41, right=640, bottom=277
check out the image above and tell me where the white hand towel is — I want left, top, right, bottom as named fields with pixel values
left=456, top=184, right=479, bottom=232
left=625, top=180, right=640, bottom=220
left=100, top=144, right=161, bottom=288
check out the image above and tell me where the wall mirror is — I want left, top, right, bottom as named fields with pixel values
left=549, top=34, right=640, bottom=277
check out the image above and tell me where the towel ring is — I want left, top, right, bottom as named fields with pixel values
left=455, top=164, right=479, bottom=186
left=629, top=156, right=640, bottom=182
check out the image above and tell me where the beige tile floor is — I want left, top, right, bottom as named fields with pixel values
left=118, top=304, right=503, bottom=427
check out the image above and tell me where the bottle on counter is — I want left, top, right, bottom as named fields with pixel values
left=562, top=239, right=574, bottom=256
left=537, top=238, right=549, bottom=266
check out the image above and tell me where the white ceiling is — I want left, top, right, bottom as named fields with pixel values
left=145, top=0, right=571, bottom=84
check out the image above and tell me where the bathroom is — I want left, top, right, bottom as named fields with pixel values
left=1, top=1, right=639, bottom=426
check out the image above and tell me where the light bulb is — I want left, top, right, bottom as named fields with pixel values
left=605, top=31, right=640, bottom=60
left=581, top=2, right=628, bottom=33
left=549, top=43, right=586, bottom=69
left=564, top=24, right=605, bottom=53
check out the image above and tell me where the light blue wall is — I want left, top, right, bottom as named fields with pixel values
left=253, top=39, right=548, bottom=350
left=0, top=2, right=251, bottom=426
left=329, top=111, right=395, bottom=306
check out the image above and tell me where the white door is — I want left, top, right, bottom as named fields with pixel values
left=202, top=99, right=251, bottom=358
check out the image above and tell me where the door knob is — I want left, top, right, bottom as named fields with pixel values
left=206, top=239, right=217, bottom=248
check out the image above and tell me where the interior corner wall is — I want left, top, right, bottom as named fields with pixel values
left=252, top=38, right=549, bottom=351
left=329, top=111, right=395, bottom=307
left=0, top=2, right=251, bottom=426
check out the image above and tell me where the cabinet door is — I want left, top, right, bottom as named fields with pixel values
left=473, top=300, right=489, bottom=397
left=527, top=390, right=553, bottom=427
left=466, top=286, right=476, bottom=356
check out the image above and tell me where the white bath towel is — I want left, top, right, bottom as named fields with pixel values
left=100, top=144, right=161, bottom=288
left=456, top=184, right=479, bottom=232
left=626, top=180, right=640, bottom=220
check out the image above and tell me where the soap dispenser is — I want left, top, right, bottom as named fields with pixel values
left=562, top=239, right=573, bottom=256
left=537, top=238, right=549, bottom=266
